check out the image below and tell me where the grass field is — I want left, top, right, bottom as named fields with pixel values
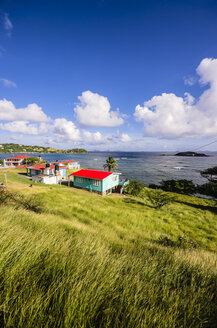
left=0, top=168, right=217, bottom=327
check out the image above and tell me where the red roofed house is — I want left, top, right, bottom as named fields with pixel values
left=51, top=160, right=80, bottom=169
left=27, top=163, right=66, bottom=184
left=4, top=155, right=29, bottom=167
left=71, top=169, right=121, bottom=196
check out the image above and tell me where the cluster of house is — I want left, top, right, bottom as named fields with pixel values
left=1, top=155, right=129, bottom=195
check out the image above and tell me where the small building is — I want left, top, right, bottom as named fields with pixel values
left=71, top=169, right=121, bottom=196
left=4, top=155, right=29, bottom=167
left=52, top=160, right=80, bottom=169
left=27, top=163, right=66, bottom=184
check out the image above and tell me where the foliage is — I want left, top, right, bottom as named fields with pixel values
left=159, top=179, right=196, bottom=195
left=158, top=234, right=199, bottom=249
left=0, top=143, right=87, bottom=154
left=0, top=187, right=43, bottom=213
left=144, top=189, right=175, bottom=209
left=125, top=179, right=145, bottom=196
left=200, top=166, right=217, bottom=182
left=0, top=159, right=3, bottom=165
left=24, top=157, right=41, bottom=165
left=197, top=183, right=217, bottom=199
left=103, top=156, right=118, bottom=172
left=148, top=183, right=159, bottom=189
left=175, top=151, right=207, bottom=157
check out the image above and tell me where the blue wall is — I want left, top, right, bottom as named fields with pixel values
left=73, top=173, right=119, bottom=193
left=73, top=176, right=102, bottom=192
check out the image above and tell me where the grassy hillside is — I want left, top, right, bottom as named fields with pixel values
left=0, top=169, right=217, bottom=327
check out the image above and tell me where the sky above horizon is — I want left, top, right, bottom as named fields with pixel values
left=0, top=0, right=217, bottom=151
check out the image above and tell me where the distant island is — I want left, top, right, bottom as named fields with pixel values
left=175, top=151, right=208, bottom=157
left=0, top=143, right=88, bottom=154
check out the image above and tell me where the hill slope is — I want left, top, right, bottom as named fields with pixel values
left=0, top=169, right=217, bottom=327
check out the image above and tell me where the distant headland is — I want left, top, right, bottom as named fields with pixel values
left=0, top=143, right=88, bottom=154
left=174, top=151, right=208, bottom=157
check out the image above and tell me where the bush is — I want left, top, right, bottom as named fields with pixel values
left=160, top=179, right=196, bottom=195
left=125, top=179, right=145, bottom=196
left=158, top=234, right=199, bottom=249
left=0, top=159, right=3, bottom=165
left=197, top=183, right=217, bottom=199
left=200, top=166, right=217, bottom=182
left=0, top=188, right=43, bottom=213
left=148, top=183, right=159, bottom=190
left=145, top=189, right=175, bottom=209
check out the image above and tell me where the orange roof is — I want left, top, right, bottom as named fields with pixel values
left=71, top=169, right=113, bottom=180
left=29, top=164, right=66, bottom=170
left=5, top=155, right=29, bottom=160
left=52, top=160, right=78, bottom=164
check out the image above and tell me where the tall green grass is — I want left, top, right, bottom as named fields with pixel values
left=0, top=169, right=216, bottom=327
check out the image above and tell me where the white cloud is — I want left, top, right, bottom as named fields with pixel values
left=2, top=12, right=13, bottom=37
left=83, top=130, right=109, bottom=144
left=0, top=78, right=17, bottom=88
left=120, top=133, right=132, bottom=142
left=0, top=121, right=39, bottom=135
left=184, top=76, right=196, bottom=86
left=0, top=99, right=50, bottom=122
left=53, top=118, right=81, bottom=142
left=134, top=58, right=217, bottom=139
left=74, top=90, right=124, bottom=127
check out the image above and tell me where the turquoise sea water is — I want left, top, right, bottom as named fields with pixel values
left=1, top=152, right=217, bottom=185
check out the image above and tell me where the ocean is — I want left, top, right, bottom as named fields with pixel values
left=1, top=152, right=217, bottom=185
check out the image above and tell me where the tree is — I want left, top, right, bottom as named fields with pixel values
left=159, top=179, right=196, bottom=195
left=103, top=157, right=118, bottom=172
left=125, top=179, right=145, bottom=196
left=200, top=166, right=217, bottom=182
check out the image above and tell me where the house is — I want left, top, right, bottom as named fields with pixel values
left=4, top=155, right=29, bottom=167
left=26, top=163, right=66, bottom=184
left=51, top=160, right=80, bottom=169
left=70, top=169, right=121, bottom=195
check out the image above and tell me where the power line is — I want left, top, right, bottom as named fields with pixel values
left=192, top=139, right=217, bottom=151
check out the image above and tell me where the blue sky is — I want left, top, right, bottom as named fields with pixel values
left=0, top=0, right=217, bottom=151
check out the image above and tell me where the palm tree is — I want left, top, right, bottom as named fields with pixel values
left=103, top=157, right=118, bottom=172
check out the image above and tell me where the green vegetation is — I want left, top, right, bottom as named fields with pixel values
left=0, top=169, right=217, bottom=327
left=125, top=179, right=146, bottom=196
left=150, top=179, right=197, bottom=195
left=104, top=156, right=118, bottom=172
left=0, top=159, right=3, bottom=165
left=201, top=166, right=217, bottom=182
left=175, top=151, right=208, bottom=157
left=0, top=143, right=87, bottom=154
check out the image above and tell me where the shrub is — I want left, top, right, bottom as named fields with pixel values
left=160, top=179, right=196, bottom=195
left=0, top=159, right=3, bottom=165
left=145, top=189, right=175, bottom=209
left=148, top=183, right=159, bottom=190
left=125, top=179, right=145, bottom=196
left=197, top=183, right=217, bottom=199
left=0, top=187, right=10, bottom=204
left=0, top=188, right=43, bottom=213
left=200, top=166, right=217, bottom=182
left=158, top=234, right=199, bottom=249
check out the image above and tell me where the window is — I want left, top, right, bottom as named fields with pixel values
left=77, top=177, right=83, bottom=183
left=113, top=175, right=117, bottom=181
left=93, top=179, right=100, bottom=186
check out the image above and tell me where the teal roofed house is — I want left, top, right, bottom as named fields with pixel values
left=71, top=169, right=124, bottom=196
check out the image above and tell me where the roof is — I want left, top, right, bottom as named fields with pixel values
left=28, top=164, right=66, bottom=170
left=52, top=160, right=78, bottom=164
left=71, top=169, right=113, bottom=180
left=5, top=155, right=29, bottom=160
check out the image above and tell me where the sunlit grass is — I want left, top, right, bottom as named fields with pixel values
left=0, top=169, right=216, bottom=327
